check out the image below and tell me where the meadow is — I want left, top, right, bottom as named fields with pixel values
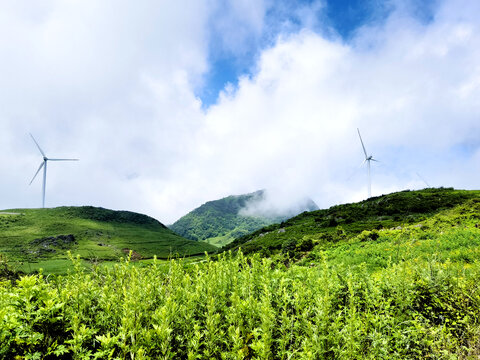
left=2, top=231, right=480, bottom=358
left=2, top=188, right=480, bottom=358
left=0, top=206, right=215, bottom=274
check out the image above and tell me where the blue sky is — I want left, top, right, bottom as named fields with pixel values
left=200, top=0, right=437, bottom=106
left=0, top=0, right=479, bottom=223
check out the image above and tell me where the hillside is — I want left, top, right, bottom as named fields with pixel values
left=169, top=190, right=318, bottom=247
left=3, top=187, right=480, bottom=358
left=223, top=187, right=480, bottom=258
left=0, top=206, right=216, bottom=273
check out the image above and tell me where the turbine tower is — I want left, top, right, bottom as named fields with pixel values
left=357, top=128, right=378, bottom=198
left=29, top=133, right=78, bottom=208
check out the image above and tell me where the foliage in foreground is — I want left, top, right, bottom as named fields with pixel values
left=1, top=250, right=480, bottom=359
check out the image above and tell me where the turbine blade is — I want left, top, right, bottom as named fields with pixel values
left=29, top=133, right=46, bottom=157
left=371, top=158, right=380, bottom=162
left=29, top=162, right=45, bottom=185
left=49, top=159, right=79, bottom=161
left=357, top=128, right=368, bottom=159
left=346, top=168, right=358, bottom=181
left=416, top=172, right=430, bottom=187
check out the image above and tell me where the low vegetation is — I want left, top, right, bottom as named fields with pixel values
left=224, top=188, right=480, bottom=257
left=0, top=206, right=216, bottom=274
left=1, top=188, right=480, bottom=358
left=1, top=247, right=480, bottom=358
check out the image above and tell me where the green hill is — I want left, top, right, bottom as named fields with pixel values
left=0, top=206, right=216, bottom=273
left=3, top=188, right=480, bottom=358
left=223, top=187, right=480, bottom=260
left=169, top=190, right=319, bottom=247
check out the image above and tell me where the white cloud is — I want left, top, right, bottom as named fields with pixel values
left=209, top=0, right=267, bottom=56
left=1, top=0, right=479, bottom=224
left=164, top=0, right=480, bottom=220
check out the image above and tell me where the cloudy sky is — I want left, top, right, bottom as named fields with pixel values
left=1, top=0, right=479, bottom=224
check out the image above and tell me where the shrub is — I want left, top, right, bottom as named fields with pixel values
left=357, top=229, right=380, bottom=242
left=296, top=237, right=314, bottom=252
left=281, top=239, right=298, bottom=257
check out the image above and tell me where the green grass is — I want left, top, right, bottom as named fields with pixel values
left=2, top=188, right=480, bottom=357
left=2, top=249, right=480, bottom=358
left=16, top=259, right=90, bottom=275
left=223, top=188, right=480, bottom=256
left=0, top=206, right=216, bottom=274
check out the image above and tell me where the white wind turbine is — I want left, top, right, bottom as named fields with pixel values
left=29, top=133, right=79, bottom=208
left=357, top=128, right=378, bottom=198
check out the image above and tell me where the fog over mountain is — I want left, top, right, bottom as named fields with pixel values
left=170, top=190, right=318, bottom=246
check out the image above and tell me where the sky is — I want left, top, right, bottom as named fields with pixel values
left=1, top=0, right=479, bottom=224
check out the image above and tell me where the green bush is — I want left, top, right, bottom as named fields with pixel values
left=0, top=254, right=20, bottom=282
left=296, top=237, right=314, bottom=252
left=1, top=251, right=480, bottom=359
left=357, top=229, right=380, bottom=242
left=281, top=239, right=297, bottom=257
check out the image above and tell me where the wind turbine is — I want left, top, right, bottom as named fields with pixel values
left=29, top=133, right=78, bottom=208
left=416, top=172, right=430, bottom=188
left=357, top=128, right=378, bottom=198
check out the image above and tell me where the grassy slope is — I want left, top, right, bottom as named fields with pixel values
left=223, top=188, right=480, bottom=256
left=169, top=191, right=277, bottom=247
left=3, top=193, right=480, bottom=357
left=170, top=190, right=318, bottom=247
left=304, top=197, right=480, bottom=271
left=0, top=206, right=216, bottom=273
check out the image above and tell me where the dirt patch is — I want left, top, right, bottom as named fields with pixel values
left=122, top=248, right=142, bottom=261
left=31, top=234, right=77, bottom=248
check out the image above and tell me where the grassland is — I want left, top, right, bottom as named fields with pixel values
left=2, top=233, right=480, bottom=358
left=223, top=187, right=480, bottom=256
left=2, top=188, right=480, bottom=358
left=0, top=206, right=216, bottom=273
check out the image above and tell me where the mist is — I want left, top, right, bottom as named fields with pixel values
left=237, top=189, right=318, bottom=220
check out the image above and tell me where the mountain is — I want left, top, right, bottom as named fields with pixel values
left=169, top=190, right=319, bottom=247
left=0, top=206, right=216, bottom=273
left=223, top=187, right=480, bottom=258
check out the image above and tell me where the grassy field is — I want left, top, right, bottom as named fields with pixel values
left=2, top=188, right=480, bottom=358
left=0, top=206, right=216, bottom=274
left=1, top=232, right=480, bottom=358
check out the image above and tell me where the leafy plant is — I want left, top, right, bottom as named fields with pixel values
left=1, top=250, right=480, bottom=358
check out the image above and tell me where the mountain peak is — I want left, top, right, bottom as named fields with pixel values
left=169, top=190, right=318, bottom=246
